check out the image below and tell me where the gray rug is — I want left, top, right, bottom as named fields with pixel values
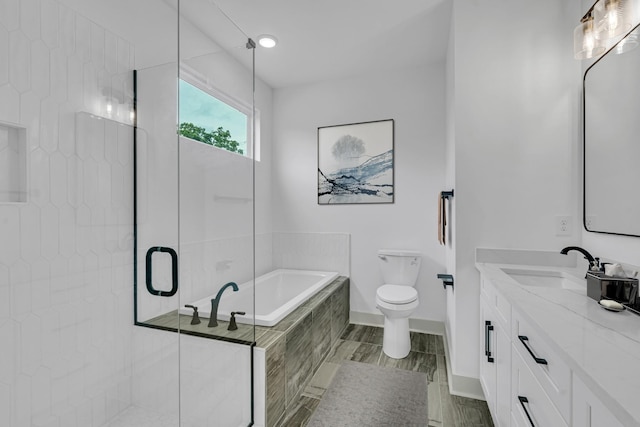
left=306, top=361, right=428, bottom=426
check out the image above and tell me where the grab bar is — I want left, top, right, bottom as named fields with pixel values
left=145, top=246, right=178, bottom=297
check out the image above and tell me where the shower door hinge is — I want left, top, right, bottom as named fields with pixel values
left=246, top=38, right=256, bottom=49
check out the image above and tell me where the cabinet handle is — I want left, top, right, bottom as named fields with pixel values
left=485, top=321, right=494, bottom=363
left=518, top=396, right=535, bottom=426
left=518, top=335, right=548, bottom=365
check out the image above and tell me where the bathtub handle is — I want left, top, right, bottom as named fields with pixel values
left=145, top=246, right=178, bottom=297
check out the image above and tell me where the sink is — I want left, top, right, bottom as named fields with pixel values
left=501, top=268, right=586, bottom=291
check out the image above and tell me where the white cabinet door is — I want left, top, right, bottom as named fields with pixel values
left=573, top=375, right=624, bottom=427
left=495, top=322, right=511, bottom=427
left=480, top=296, right=511, bottom=427
left=512, top=347, right=567, bottom=427
left=480, top=298, right=497, bottom=414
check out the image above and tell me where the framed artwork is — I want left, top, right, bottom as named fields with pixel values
left=317, top=119, right=394, bottom=205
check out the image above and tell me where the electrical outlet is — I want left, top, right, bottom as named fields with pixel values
left=585, top=216, right=596, bottom=230
left=556, top=215, right=572, bottom=236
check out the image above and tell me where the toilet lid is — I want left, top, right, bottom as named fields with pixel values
left=377, top=285, right=418, bottom=304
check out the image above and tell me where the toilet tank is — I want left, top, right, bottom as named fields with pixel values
left=377, top=249, right=422, bottom=286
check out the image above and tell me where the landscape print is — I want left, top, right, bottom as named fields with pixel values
left=318, top=119, right=394, bottom=204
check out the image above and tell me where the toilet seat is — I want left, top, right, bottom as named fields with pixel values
left=376, top=284, right=418, bottom=304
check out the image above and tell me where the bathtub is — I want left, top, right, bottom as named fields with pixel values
left=180, top=269, right=339, bottom=327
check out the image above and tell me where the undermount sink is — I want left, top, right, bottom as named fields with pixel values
left=501, top=268, right=586, bottom=291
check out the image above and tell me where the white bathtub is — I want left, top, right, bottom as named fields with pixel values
left=180, top=269, right=339, bottom=327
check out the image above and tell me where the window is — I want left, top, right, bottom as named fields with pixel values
left=178, top=78, right=257, bottom=158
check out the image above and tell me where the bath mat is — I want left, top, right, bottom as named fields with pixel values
left=306, top=361, right=428, bottom=426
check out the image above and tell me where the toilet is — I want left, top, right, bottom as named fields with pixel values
left=375, top=249, right=422, bottom=359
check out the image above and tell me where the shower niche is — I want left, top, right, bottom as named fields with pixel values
left=0, top=122, right=27, bottom=203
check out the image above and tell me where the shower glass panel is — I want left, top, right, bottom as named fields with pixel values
left=176, top=1, right=256, bottom=425
left=131, top=0, right=181, bottom=423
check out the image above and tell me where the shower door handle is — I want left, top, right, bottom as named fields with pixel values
left=145, top=246, right=178, bottom=297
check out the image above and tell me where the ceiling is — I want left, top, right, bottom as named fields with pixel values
left=208, top=0, right=452, bottom=88
left=58, top=0, right=452, bottom=89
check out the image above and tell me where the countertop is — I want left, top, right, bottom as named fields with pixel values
left=476, top=249, right=640, bottom=427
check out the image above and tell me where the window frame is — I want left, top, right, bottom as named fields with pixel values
left=178, top=67, right=259, bottom=160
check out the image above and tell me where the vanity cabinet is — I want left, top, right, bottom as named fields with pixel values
left=479, top=273, right=629, bottom=427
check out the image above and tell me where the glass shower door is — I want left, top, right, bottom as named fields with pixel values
left=133, top=1, right=257, bottom=425
left=177, top=2, right=257, bottom=425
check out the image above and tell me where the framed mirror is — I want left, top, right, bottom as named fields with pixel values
left=584, top=22, right=640, bottom=237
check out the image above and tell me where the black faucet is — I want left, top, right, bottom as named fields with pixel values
left=208, top=282, right=239, bottom=327
left=560, top=246, right=600, bottom=271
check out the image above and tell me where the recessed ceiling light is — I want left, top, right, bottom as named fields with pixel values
left=257, top=34, right=278, bottom=48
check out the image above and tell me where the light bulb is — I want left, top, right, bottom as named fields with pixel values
left=584, top=27, right=596, bottom=51
left=574, top=17, right=606, bottom=59
left=257, top=34, right=278, bottom=48
left=594, top=0, right=632, bottom=40
left=605, top=0, right=620, bottom=31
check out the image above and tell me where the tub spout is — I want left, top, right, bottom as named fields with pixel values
left=208, top=282, right=239, bottom=327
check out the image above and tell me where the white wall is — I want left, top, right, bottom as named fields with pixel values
left=447, top=0, right=582, bottom=384
left=272, top=65, right=447, bottom=323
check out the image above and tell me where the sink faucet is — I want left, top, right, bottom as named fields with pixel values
left=560, top=246, right=600, bottom=271
left=208, top=282, right=239, bottom=327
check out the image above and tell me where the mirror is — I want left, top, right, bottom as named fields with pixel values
left=584, top=23, right=640, bottom=237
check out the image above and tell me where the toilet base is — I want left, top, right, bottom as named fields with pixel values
left=382, top=316, right=411, bottom=359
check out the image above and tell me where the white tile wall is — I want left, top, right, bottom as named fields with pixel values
left=0, top=0, right=137, bottom=425
left=273, top=232, right=351, bottom=276
left=0, top=2, right=301, bottom=426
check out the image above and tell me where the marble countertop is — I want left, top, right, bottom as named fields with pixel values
left=475, top=249, right=640, bottom=427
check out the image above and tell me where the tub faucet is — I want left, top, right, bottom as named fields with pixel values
left=560, top=246, right=600, bottom=272
left=208, top=282, right=239, bottom=327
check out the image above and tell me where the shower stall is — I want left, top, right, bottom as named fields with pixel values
left=0, top=0, right=264, bottom=425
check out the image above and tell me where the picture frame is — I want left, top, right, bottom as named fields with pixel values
left=317, top=119, right=394, bottom=205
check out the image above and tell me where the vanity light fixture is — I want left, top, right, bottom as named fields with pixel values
left=574, top=12, right=606, bottom=59
left=257, top=34, right=278, bottom=48
left=575, top=0, right=635, bottom=59
left=614, top=28, right=639, bottom=53
left=594, top=0, right=633, bottom=40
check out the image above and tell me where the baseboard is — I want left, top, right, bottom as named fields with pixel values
left=443, top=323, right=485, bottom=400
left=349, top=311, right=445, bottom=336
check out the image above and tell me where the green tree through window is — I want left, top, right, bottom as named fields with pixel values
left=178, top=79, right=248, bottom=156
left=179, top=122, right=243, bottom=154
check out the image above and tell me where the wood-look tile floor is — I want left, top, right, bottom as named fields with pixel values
left=280, top=324, right=494, bottom=427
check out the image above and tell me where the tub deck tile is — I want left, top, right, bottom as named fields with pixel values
left=256, top=329, right=285, bottom=350
left=311, top=297, right=332, bottom=370
left=142, top=311, right=262, bottom=344
left=330, top=280, right=349, bottom=342
left=285, top=313, right=314, bottom=407
left=323, top=276, right=347, bottom=295
left=266, top=335, right=286, bottom=427
left=272, top=306, right=312, bottom=333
